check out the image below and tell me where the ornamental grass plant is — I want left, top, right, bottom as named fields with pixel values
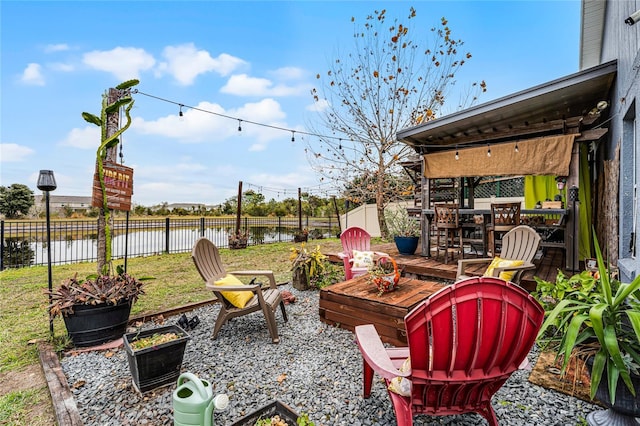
left=534, top=234, right=640, bottom=404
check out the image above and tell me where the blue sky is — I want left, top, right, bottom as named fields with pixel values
left=1, top=1, right=581, bottom=207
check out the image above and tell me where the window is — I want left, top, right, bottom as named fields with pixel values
left=623, top=102, right=637, bottom=259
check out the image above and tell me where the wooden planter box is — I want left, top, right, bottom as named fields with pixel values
left=230, top=400, right=299, bottom=426
left=319, top=275, right=444, bottom=346
left=123, top=324, right=190, bottom=393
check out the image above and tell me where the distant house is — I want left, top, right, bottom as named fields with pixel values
left=396, top=0, right=639, bottom=281
left=166, top=203, right=207, bottom=212
left=33, top=195, right=93, bottom=215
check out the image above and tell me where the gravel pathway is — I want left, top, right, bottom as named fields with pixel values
left=61, top=284, right=601, bottom=425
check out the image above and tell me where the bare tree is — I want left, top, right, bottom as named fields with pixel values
left=308, top=8, right=486, bottom=236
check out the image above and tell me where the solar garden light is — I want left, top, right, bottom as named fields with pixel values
left=37, top=170, right=57, bottom=336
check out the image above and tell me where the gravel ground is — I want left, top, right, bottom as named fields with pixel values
left=61, top=284, right=601, bottom=426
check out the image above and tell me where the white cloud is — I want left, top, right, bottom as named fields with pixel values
left=306, top=98, right=329, bottom=112
left=133, top=98, right=289, bottom=147
left=269, top=67, right=305, bottom=80
left=49, top=62, right=74, bottom=72
left=59, top=126, right=101, bottom=150
left=44, top=43, right=69, bottom=53
left=0, top=143, right=35, bottom=162
left=248, top=171, right=319, bottom=191
left=20, top=63, right=45, bottom=86
left=157, top=43, right=247, bottom=85
left=83, top=47, right=155, bottom=80
left=221, top=74, right=310, bottom=97
left=133, top=180, right=233, bottom=205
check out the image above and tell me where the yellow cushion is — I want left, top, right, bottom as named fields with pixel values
left=388, top=357, right=412, bottom=396
left=352, top=250, right=375, bottom=268
left=213, top=274, right=255, bottom=308
left=483, top=257, right=525, bottom=281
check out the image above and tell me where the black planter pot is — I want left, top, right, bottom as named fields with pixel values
left=586, top=357, right=640, bottom=425
left=230, top=400, right=300, bottom=426
left=394, top=236, right=419, bottom=255
left=123, top=324, right=190, bottom=393
left=62, top=300, right=132, bottom=347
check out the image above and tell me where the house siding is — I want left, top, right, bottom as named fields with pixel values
left=597, top=0, right=640, bottom=280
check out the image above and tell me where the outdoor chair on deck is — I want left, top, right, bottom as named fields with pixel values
left=355, top=276, right=545, bottom=426
left=486, top=202, right=521, bottom=255
left=433, top=203, right=464, bottom=264
left=191, top=237, right=288, bottom=343
left=338, top=226, right=388, bottom=280
left=456, top=224, right=541, bottom=285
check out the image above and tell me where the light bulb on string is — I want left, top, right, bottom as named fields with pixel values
left=238, top=120, right=242, bottom=132
left=455, top=150, right=459, bottom=160
left=514, top=143, right=519, bottom=153
left=487, top=144, right=491, bottom=157
left=291, top=131, right=295, bottom=142
left=178, top=104, right=184, bottom=121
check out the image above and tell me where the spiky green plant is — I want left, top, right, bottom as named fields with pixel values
left=535, top=232, right=640, bottom=404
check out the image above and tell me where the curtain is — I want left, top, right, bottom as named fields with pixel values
left=524, top=176, right=558, bottom=209
left=423, top=135, right=575, bottom=178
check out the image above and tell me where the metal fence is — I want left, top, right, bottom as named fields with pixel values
left=0, top=216, right=341, bottom=270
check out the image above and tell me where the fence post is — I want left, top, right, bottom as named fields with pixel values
left=0, top=220, right=4, bottom=271
left=200, top=217, right=205, bottom=237
left=165, top=217, right=170, bottom=254
left=278, top=217, right=282, bottom=243
left=124, top=213, right=129, bottom=273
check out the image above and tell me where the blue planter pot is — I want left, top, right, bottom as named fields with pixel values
left=394, top=236, right=419, bottom=255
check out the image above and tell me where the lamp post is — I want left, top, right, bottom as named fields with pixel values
left=568, top=185, right=579, bottom=273
left=37, top=170, right=57, bottom=336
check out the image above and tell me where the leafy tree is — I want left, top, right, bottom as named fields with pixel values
left=0, top=184, right=35, bottom=218
left=243, top=190, right=267, bottom=216
left=2, top=238, right=34, bottom=268
left=308, top=8, right=486, bottom=235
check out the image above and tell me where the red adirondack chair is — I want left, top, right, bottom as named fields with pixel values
left=355, top=276, right=545, bottom=426
left=338, top=226, right=388, bottom=280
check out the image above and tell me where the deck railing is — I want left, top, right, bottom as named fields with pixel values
left=0, top=216, right=340, bottom=270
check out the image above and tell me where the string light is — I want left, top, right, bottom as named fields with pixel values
left=238, top=119, right=242, bottom=132
left=455, top=149, right=459, bottom=160
left=514, top=142, right=519, bottom=153
left=178, top=104, right=184, bottom=118
left=135, top=90, right=457, bottom=148
left=291, top=131, right=295, bottom=142
left=487, top=144, right=491, bottom=157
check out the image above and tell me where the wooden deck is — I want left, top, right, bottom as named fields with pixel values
left=327, top=243, right=568, bottom=292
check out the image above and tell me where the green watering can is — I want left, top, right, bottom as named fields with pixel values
left=173, top=373, right=229, bottom=426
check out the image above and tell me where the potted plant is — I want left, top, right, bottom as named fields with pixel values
left=49, top=79, right=150, bottom=348
left=366, top=257, right=400, bottom=296
left=293, top=228, right=309, bottom=243
left=46, top=265, right=147, bottom=347
left=384, top=208, right=420, bottom=255
left=289, top=243, right=326, bottom=291
left=229, top=229, right=249, bottom=249
left=123, top=323, right=190, bottom=393
left=534, top=234, right=640, bottom=423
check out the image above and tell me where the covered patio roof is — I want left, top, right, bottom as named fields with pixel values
left=396, top=60, right=617, bottom=153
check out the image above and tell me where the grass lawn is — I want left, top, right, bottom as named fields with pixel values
left=0, top=238, right=345, bottom=426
